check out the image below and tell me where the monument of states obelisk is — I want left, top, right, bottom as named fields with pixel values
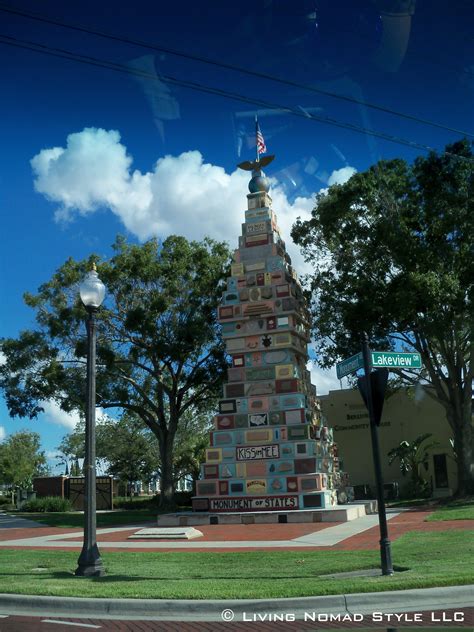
left=192, top=118, right=352, bottom=515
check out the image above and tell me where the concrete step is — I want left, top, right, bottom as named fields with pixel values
left=157, top=501, right=377, bottom=526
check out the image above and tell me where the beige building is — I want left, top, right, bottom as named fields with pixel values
left=320, top=386, right=458, bottom=498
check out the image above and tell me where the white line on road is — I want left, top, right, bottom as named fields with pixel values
left=41, top=620, right=101, bottom=629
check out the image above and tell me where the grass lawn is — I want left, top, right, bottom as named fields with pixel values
left=426, top=498, right=474, bottom=522
left=387, top=498, right=433, bottom=508
left=0, top=530, right=471, bottom=599
left=14, top=509, right=157, bottom=528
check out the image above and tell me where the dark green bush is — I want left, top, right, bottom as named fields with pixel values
left=113, top=495, right=159, bottom=510
left=174, top=491, right=193, bottom=507
left=113, top=491, right=192, bottom=510
left=23, top=496, right=73, bottom=512
left=400, top=480, right=431, bottom=500
left=0, top=496, right=12, bottom=506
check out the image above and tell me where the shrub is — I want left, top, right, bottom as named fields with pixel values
left=23, top=496, right=73, bottom=512
left=175, top=491, right=193, bottom=507
left=113, top=491, right=192, bottom=510
left=400, top=479, right=431, bottom=500
left=0, top=495, right=12, bottom=507
left=113, top=495, right=159, bottom=510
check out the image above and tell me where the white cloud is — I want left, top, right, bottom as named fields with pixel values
left=308, top=362, right=341, bottom=396
left=0, top=352, right=6, bottom=366
left=40, top=399, right=110, bottom=431
left=31, top=128, right=355, bottom=278
left=41, top=400, right=81, bottom=430
left=45, top=450, right=61, bottom=460
left=0, top=426, right=6, bottom=442
left=31, top=128, right=152, bottom=226
left=327, top=166, right=356, bottom=186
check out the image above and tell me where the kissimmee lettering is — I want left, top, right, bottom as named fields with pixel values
left=209, top=495, right=298, bottom=511
left=236, top=444, right=280, bottom=460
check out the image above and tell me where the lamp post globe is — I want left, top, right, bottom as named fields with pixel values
left=75, top=263, right=106, bottom=577
left=79, top=265, right=105, bottom=309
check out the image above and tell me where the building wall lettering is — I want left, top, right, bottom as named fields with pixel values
left=334, top=421, right=391, bottom=432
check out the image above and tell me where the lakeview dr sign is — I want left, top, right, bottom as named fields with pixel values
left=371, top=351, right=422, bottom=369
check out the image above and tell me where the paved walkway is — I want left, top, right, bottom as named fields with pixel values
left=0, top=507, right=472, bottom=552
left=0, top=512, right=47, bottom=530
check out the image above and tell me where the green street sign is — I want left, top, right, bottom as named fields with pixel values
left=371, top=351, right=422, bottom=369
left=336, top=352, right=364, bottom=379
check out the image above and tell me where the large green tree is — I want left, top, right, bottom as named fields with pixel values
left=95, top=414, right=160, bottom=495
left=172, top=406, right=212, bottom=492
left=57, top=415, right=161, bottom=492
left=292, top=140, right=473, bottom=495
left=0, top=235, right=231, bottom=507
left=0, top=430, right=48, bottom=491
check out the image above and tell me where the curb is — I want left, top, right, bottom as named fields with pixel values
left=0, top=585, right=472, bottom=621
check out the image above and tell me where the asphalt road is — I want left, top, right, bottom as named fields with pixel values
left=0, top=607, right=472, bottom=631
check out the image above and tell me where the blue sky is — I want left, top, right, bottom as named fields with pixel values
left=1, top=0, right=473, bottom=470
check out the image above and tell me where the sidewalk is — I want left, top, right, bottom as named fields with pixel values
left=0, top=508, right=472, bottom=552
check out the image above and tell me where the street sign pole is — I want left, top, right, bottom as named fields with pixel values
left=361, top=332, right=394, bottom=576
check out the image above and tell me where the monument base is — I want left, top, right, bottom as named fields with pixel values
left=157, top=501, right=377, bottom=527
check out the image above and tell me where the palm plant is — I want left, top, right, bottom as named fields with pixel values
left=387, top=433, right=439, bottom=497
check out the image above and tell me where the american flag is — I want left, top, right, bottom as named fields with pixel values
left=256, top=117, right=267, bottom=155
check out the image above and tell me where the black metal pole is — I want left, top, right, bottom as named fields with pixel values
left=75, top=307, right=104, bottom=577
left=361, top=332, right=393, bottom=576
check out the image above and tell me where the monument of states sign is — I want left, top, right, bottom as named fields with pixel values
left=192, top=126, right=351, bottom=514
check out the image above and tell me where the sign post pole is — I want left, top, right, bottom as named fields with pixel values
left=361, top=332, right=394, bottom=576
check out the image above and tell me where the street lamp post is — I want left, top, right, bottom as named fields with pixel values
left=75, top=264, right=106, bottom=578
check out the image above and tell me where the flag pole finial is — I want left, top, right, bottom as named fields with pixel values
left=237, top=115, right=275, bottom=192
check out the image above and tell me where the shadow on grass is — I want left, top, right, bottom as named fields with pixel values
left=0, top=570, right=380, bottom=582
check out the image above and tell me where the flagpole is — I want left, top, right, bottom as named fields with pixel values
left=255, top=114, right=259, bottom=165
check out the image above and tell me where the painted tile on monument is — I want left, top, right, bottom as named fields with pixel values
left=269, top=411, right=284, bottom=425
left=269, top=477, right=285, bottom=492
left=294, top=458, right=317, bottom=474
left=247, top=396, right=269, bottom=412
left=214, top=432, right=234, bottom=446
left=225, top=383, right=245, bottom=398
left=245, top=428, right=272, bottom=443
left=246, top=479, right=267, bottom=494
left=245, top=381, right=274, bottom=396
left=234, top=414, right=249, bottom=428
left=216, top=415, right=234, bottom=430
left=245, top=261, right=266, bottom=272
left=219, top=399, right=237, bottom=414
left=243, top=302, right=274, bottom=317
left=227, top=367, right=245, bottom=382
left=245, top=366, right=275, bottom=381
left=231, top=263, right=244, bottom=276
left=248, top=412, right=268, bottom=427
left=245, top=461, right=267, bottom=477
left=205, top=448, right=222, bottom=463
left=196, top=481, right=218, bottom=496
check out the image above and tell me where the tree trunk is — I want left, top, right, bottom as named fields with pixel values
left=452, top=406, right=473, bottom=496
left=444, top=396, right=473, bottom=497
left=158, top=432, right=176, bottom=509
